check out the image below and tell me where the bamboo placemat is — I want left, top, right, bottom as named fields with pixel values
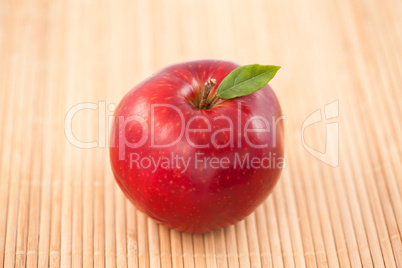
left=0, top=0, right=401, bottom=267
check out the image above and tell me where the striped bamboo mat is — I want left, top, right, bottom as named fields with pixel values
left=0, top=0, right=401, bottom=267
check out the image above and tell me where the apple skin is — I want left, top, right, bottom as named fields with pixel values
left=110, top=60, right=284, bottom=233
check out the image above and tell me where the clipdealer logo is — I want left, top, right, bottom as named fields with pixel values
left=301, top=100, right=339, bottom=167
left=64, top=100, right=339, bottom=168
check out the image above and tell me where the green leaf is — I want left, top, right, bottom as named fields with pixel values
left=216, top=64, right=280, bottom=100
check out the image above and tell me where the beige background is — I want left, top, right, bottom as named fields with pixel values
left=0, top=0, right=401, bottom=267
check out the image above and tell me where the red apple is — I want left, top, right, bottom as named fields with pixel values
left=110, top=60, right=284, bottom=233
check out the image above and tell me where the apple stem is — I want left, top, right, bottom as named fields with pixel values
left=199, top=79, right=217, bottom=109
left=207, top=94, right=219, bottom=109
